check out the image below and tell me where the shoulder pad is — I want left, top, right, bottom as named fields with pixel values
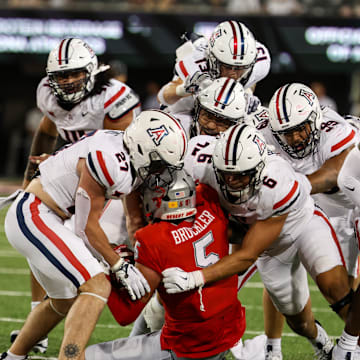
left=108, top=90, right=140, bottom=120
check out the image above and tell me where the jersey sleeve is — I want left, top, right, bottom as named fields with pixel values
left=184, top=135, right=215, bottom=184
left=338, top=145, right=360, bottom=207
left=134, top=226, right=164, bottom=274
left=36, top=77, right=52, bottom=115
left=86, top=149, right=130, bottom=199
left=174, top=48, right=208, bottom=81
left=244, top=42, right=271, bottom=89
left=320, top=112, right=357, bottom=161
left=103, top=79, right=141, bottom=121
left=258, top=160, right=303, bottom=219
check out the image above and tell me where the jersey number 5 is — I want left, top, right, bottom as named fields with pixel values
left=193, top=231, right=220, bottom=268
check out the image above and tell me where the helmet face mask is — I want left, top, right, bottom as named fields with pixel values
left=142, top=169, right=197, bottom=221
left=194, top=77, right=246, bottom=136
left=207, top=21, right=257, bottom=82
left=212, top=124, right=267, bottom=204
left=46, top=38, right=99, bottom=105
left=269, top=83, right=322, bottom=159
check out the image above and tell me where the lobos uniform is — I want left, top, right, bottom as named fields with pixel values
left=184, top=135, right=345, bottom=314
left=85, top=184, right=246, bottom=360
left=37, top=76, right=140, bottom=246
left=5, top=130, right=133, bottom=298
left=162, top=40, right=271, bottom=115
left=254, top=106, right=359, bottom=277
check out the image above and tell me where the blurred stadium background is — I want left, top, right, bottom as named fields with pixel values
left=0, top=0, right=359, bottom=182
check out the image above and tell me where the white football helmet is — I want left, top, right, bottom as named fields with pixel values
left=194, top=77, right=246, bottom=135
left=268, top=83, right=323, bottom=159
left=213, top=124, right=267, bottom=203
left=123, top=110, right=188, bottom=187
left=46, top=38, right=104, bottom=104
left=207, top=21, right=257, bottom=82
left=142, top=168, right=197, bottom=221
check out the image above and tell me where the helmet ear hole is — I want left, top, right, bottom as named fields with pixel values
left=137, top=144, right=143, bottom=155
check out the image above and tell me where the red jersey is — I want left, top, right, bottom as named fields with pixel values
left=135, top=184, right=245, bottom=358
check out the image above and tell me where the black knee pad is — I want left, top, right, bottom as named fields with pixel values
left=330, top=289, right=354, bottom=313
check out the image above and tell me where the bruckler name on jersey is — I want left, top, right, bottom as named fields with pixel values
left=171, top=210, right=215, bottom=245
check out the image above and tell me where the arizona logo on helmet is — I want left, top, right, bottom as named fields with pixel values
left=253, top=134, right=266, bottom=155
left=299, top=88, right=314, bottom=105
left=147, top=125, right=169, bottom=146
left=210, top=29, right=222, bottom=47
left=255, top=109, right=270, bottom=122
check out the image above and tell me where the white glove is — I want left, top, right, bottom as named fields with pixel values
left=245, top=93, right=261, bottom=114
left=162, top=267, right=204, bottom=294
left=143, top=294, right=165, bottom=331
left=184, top=71, right=212, bottom=95
left=111, top=258, right=151, bottom=301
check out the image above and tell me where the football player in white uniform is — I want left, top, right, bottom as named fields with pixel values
left=163, top=124, right=352, bottom=360
left=157, top=20, right=271, bottom=115
left=247, top=83, right=358, bottom=359
left=1, top=110, right=188, bottom=360
left=15, top=37, right=141, bottom=353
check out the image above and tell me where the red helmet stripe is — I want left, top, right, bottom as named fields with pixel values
left=58, top=39, right=66, bottom=65
left=229, top=21, right=238, bottom=60
left=215, top=78, right=230, bottom=107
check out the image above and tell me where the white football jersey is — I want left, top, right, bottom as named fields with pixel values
left=39, top=130, right=133, bottom=217
left=37, top=77, right=141, bottom=143
left=260, top=107, right=358, bottom=216
left=185, top=135, right=314, bottom=256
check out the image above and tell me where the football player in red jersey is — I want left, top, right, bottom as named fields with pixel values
left=86, top=169, right=246, bottom=360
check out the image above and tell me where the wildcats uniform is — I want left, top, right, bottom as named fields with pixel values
left=258, top=107, right=359, bottom=277
left=185, top=136, right=345, bottom=315
left=4, top=130, right=133, bottom=299
left=37, top=76, right=140, bottom=246
left=86, top=184, right=245, bottom=360
left=164, top=41, right=271, bottom=115
left=37, top=77, right=141, bottom=143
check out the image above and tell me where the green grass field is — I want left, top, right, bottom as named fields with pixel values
left=0, top=206, right=345, bottom=360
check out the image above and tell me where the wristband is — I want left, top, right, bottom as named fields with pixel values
left=110, top=257, right=124, bottom=272
left=175, top=83, right=187, bottom=97
left=194, top=270, right=205, bottom=287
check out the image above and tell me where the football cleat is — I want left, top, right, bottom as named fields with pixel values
left=312, top=321, right=333, bottom=360
left=331, top=343, right=356, bottom=359
left=10, top=330, right=48, bottom=354
left=0, top=352, right=28, bottom=359
left=265, top=344, right=283, bottom=360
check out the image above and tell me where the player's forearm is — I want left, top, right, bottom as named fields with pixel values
left=157, top=80, right=189, bottom=106
left=307, top=169, right=338, bottom=194
left=23, top=130, right=57, bottom=182
left=85, top=224, right=119, bottom=267
left=202, top=252, right=256, bottom=284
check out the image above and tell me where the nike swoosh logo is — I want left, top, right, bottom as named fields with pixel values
left=82, top=112, right=88, bottom=116
left=345, top=185, right=355, bottom=191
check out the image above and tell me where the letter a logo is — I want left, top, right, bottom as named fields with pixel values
left=147, top=124, right=169, bottom=146
left=299, top=88, right=314, bottom=106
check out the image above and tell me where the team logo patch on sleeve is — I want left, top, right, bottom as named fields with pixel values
left=147, top=125, right=169, bottom=146
left=299, top=89, right=315, bottom=105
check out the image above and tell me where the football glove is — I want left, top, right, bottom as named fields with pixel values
left=245, top=93, right=261, bottom=115
left=111, top=258, right=150, bottom=301
left=184, top=71, right=212, bottom=95
left=162, top=267, right=204, bottom=294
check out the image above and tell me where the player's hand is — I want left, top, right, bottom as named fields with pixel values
left=184, top=71, right=212, bottom=95
left=245, top=93, right=261, bottom=114
left=29, top=153, right=51, bottom=165
left=111, top=258, right=150, bottom=301
left=162, top=267, right=204, bottom=294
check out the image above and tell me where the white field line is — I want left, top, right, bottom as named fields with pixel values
left=0, top=267, right=29, bottom=275
left=0, top=250, right=23, bottom=258
left=0, top=317, right=338, bottom=338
